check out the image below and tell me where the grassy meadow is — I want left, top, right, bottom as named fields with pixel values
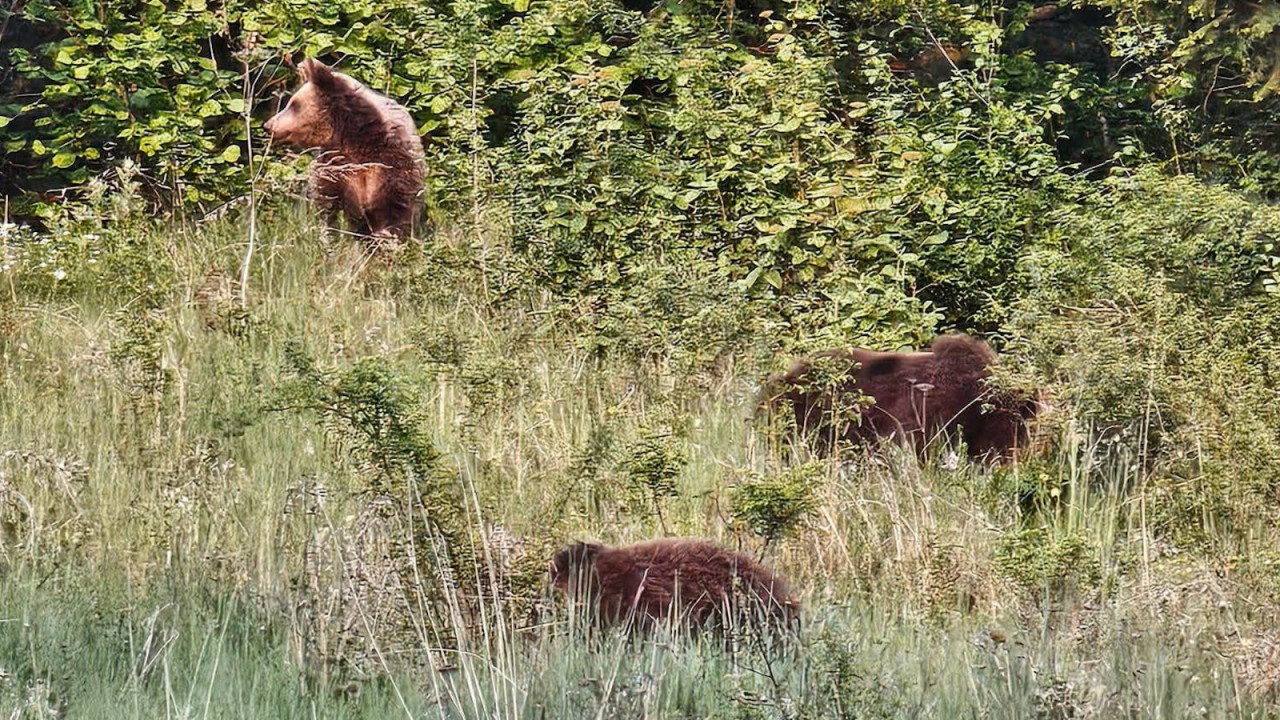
left=8, top=0, right=1280, bottom=715
left=1, top=192, right=1278, bottom=719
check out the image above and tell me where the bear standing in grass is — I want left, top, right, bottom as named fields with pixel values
left=265, top=59, right=425, bottom=243
left=549, top=538, right=798, bottom=635
left=763, top=334, right=1042, bottom=462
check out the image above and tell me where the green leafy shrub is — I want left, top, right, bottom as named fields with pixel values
left=560, top=254, right=774, bottom=386
left=731, top=462, right=821, bottom=547
left=996, top=526, right=1100, bottom=596
left=1008, top=170, right=1280, bottom=549
left=624, top=426, right=686, bottom=529
left=3, top=0, right=246, bottom=211
left=0, top=0, right=475, bottom=215
left=272, top=348, right=498, bottom=652
left=276, top=347, right=455, bottom=509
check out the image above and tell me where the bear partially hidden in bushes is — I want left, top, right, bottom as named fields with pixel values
left=762, top=334, right=1043, bottom=462
left=265, top=59, right=425, bottom=243
left=549, top=539, right=798, bottom=635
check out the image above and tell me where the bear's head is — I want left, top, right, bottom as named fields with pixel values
left=968, top=388, right=1048, bottom=461
left=549, top=541, right=604, bottom=598
left=264, top=59, right=341, bottom=149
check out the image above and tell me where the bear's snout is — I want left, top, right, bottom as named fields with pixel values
left=259, top=111, right=282, bottom=136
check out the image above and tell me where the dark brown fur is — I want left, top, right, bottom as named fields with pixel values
left=762, top=334, right=1041, bottom=462
left=889, top=44, right=970, bottom=85
left=549, top=539, right=798, bottom=634
left=265, top=59, right=425, bottom=242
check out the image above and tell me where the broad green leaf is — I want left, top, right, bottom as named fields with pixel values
left=221, top=145, right=241, bottom=163
left=139, top=135, right=163, bottom=154
left=51, top=152, right=77, bottom=168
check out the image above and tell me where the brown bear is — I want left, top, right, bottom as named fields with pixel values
left=549, top=538, right=798, bottom=635
left=889, top=44, right=970, bottom=85
left=264, top=59, right=425, bottom=243
left=762, top=334, right=1042, bottom=462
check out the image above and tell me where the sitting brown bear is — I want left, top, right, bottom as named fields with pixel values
left=549, top=538, right=798, bottom=635
left=762, top=334, right=1042, bottom=462
left=264, top=59, right=425, bottom=243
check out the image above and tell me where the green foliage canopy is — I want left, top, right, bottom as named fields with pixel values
left=1, top=0, right=1134, bottom=335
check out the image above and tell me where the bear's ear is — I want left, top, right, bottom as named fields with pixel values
left=554, top=542, right=602, bottom=571
left=299, top=59, right=337, bottom=91
left=550, top=542, right=603, bottom=588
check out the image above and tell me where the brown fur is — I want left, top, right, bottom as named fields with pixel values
left=264, top=59, right=425, bottom=242
left=762, top=334, right=1042, bottom=462
left=889, top=44, right=970, bottom=85
left=549, top=539, right=798, bottom=634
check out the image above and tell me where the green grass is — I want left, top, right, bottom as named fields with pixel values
left=0, top=571, right=1264, bottom=718
left=1, top=205, right=1278, bottom=717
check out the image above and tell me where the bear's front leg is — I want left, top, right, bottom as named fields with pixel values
left=362, top=201, right=415, bottom=249
left=358, top=168, right=421, bottom=246
left=306, top=173, right=346, bottom=239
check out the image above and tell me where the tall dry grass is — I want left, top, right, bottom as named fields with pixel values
left=0, top=205, right=1277, bottom=717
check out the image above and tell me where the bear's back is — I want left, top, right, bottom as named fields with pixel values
left=591, top=539, right=796, bottom=629
left=333, top=74, right=425, bottom=170
left=763, top=334, right=1033, bottom=459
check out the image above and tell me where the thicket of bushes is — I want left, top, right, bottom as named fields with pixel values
left=4, top=1, right=1279, bottom=324
left=1009, top=171, right=1280, bottom=550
